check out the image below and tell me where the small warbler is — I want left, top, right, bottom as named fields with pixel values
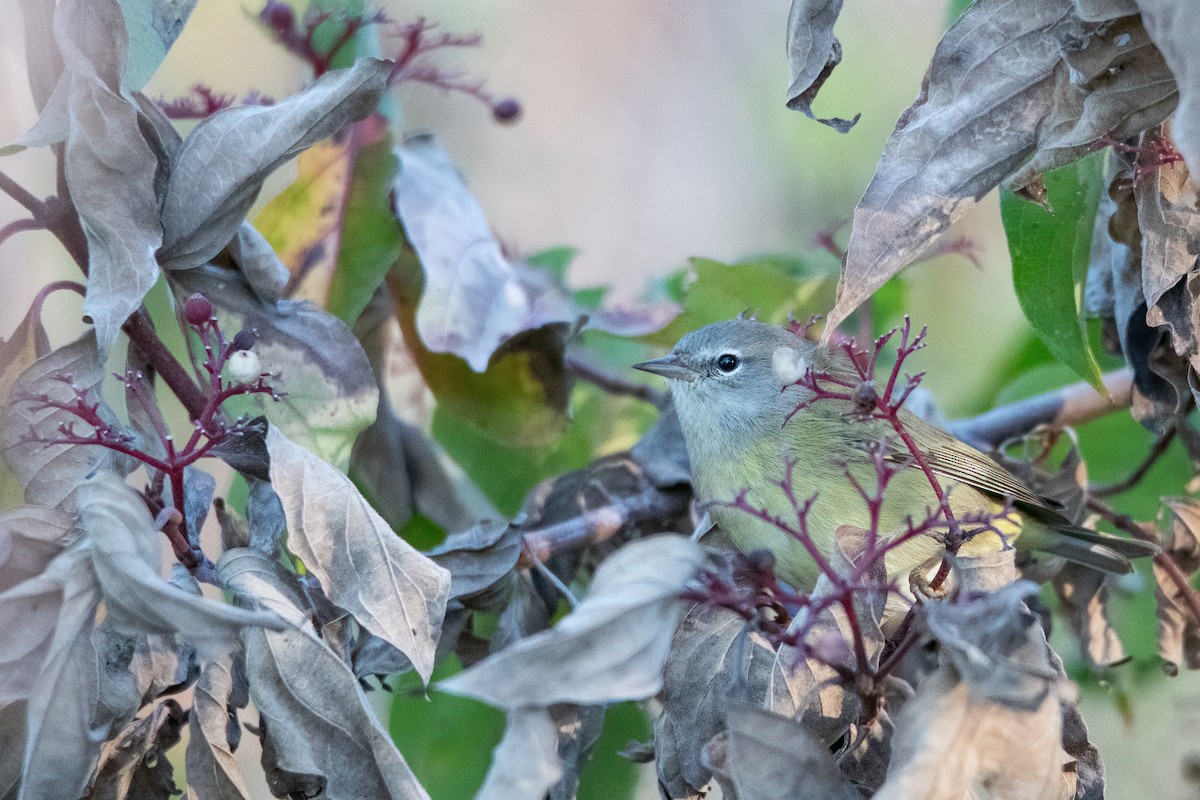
left=634, top=319, right=1156, bottom=592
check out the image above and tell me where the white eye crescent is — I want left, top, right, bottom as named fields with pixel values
left=772, top=346, right=806, bottom=385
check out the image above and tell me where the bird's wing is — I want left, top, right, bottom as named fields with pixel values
left=890, top=409, right=1055, bottom=511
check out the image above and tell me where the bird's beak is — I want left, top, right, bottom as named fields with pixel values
left=633, top=354, right=698, bottom=382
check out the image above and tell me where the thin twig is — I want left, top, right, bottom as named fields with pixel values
left=122, top=309, right=209, bottom=419
left=566, top=351, right=666, bottom=407
left=0, top=169, right=46, bottom=217
left=1092, top=426, right=1177, bottom=497
left=0, top=217, right=44, bottom=246
left=1086, top=495, right=1200, bottom=630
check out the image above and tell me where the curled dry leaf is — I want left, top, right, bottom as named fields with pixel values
left=265, top=424, right=451, bottom=683
left=0, top=333, right=113, bottom=510
left=1049, top=647, right=1106, bottom=800
left=3, top=545, right=104, bottom=800
left=394, top=135, right=578, bottom=373
left=716, top=704, right=861, bottom=800
left=173, top=265, right=379, bottom=470
left=1052, top=562, right=1128, bottom=669
left=77, top=471, right=285, bottom=638
left=653, top=605, right=783, bottom=798
left=1138, top=126, right=1200, bottom=337
left=1005, top=16, right=1176, bottom=192
left=185, top=654, right=255, bottom=800
left=1155, top=498, right=1200, bottom=674
left=830, top=1, right=1178, bottom=333
left=85, top=698, right=186, bottom=800
left=427, top=519, right=520, bottom=606
left=784, top=0, right=859, bottom=132
left=218, top=547, right=431, bottom=800
left=158, top=58, right=391, bottom=270
left=474, top=708, right=562, bottom=800
left=874, top=667, right=1068, bottom=800
left=440, top=535, right=706, bottom=709
left=830, top=0, right=1077, bottom=331
left=924, top=579, right=1058, bottom=711
left=1084, top=155, right=1190, bottom=427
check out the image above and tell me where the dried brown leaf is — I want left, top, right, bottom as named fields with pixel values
left=829, top=0, right=1079, bottom=331
left=475, top=708, right=562, bottom=800
left=1052, top=562, right=1128, bottom=668
left=719, top=705, right=860, bottom=800
left=218, top=547, right=431, bottom=800
left=1155, top=498, right=1200, bottom=673
left=1138, top=127, right=1200, bottom=345
left=784, top=0, right=859, bottom=132
left=85, top=699, right=186, bottom=800
left=265, top=425, right=451, bottom=683
left=874, top=667, right=1069, bottom=800
left=1006, top=16, right=1176, bottom=192
left=925, top=580, right=1057, bottom=710
left=185, top=654, right=254, bottom=800
left=440, top=535, right=706, bottom=709
left=653, top=605, right=778, bottom=798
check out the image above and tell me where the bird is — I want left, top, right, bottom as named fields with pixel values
left=633, top=318, right=1157, bottom=593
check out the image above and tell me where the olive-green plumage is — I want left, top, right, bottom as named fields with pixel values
left=634, top=319, right=1156, bottom=592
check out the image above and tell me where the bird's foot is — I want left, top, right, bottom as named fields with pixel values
left=908, top=557, right=950, bottom=601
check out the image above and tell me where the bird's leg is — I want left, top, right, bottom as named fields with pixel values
left=907, top=555, right=951, bottom=600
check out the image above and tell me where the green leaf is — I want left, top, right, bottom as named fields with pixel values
left=527, top=246, right=579, bottom=283
left=119, top=0, right=198, bottom=90
left=1002, top=152, right=1107, bottom=393
left=388, top=659, right=506, bottom=799
left=326, top=132, right=403, bottom=326
left=643, top=256, right=835, bottom=347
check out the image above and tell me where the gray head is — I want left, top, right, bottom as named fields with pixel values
left=634, top=320, right=820, bottom=444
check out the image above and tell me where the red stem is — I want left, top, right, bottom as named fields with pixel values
left=0, top=217, right=44, bottom=246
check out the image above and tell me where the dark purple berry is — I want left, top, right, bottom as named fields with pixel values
left=853, top=381, right=878, bottom=416
left=262, top=1, right=295, bottom=33
left=183, top=294, right=214, bottom=326
left=746, top=548, right=775, bottom=573
left=492, top=97, right=521, bottom=124
left=229, top=328, right=259, bottom=353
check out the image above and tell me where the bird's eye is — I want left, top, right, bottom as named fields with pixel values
left=717, top=353, right=741, bottom=373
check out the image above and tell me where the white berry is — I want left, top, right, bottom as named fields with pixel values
left=227, top=349, right=262, bottom=384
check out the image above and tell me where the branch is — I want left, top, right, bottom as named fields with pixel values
left=1085, top=494, right=1200, bottom=631
left=0, top=169, right=46, bottom=217
left=948, top=368, right=1132, bottom=450
left=0, top=217, right=44, bottom=246
left=566, top=351, right=666, bottom=407
left=516, top=484, right=689, bottom=568
left=122, top=309, right=208, bottom=419
left=1092, top=425, right=1176, bottom=497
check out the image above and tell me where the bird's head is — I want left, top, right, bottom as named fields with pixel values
left=634, top=319, right=819, bottom=436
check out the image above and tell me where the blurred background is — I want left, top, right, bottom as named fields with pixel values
left=2, top=1, right=1198, bottom=798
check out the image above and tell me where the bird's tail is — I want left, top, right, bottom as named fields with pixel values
left=1023, top=520, right=1159, bottom=574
